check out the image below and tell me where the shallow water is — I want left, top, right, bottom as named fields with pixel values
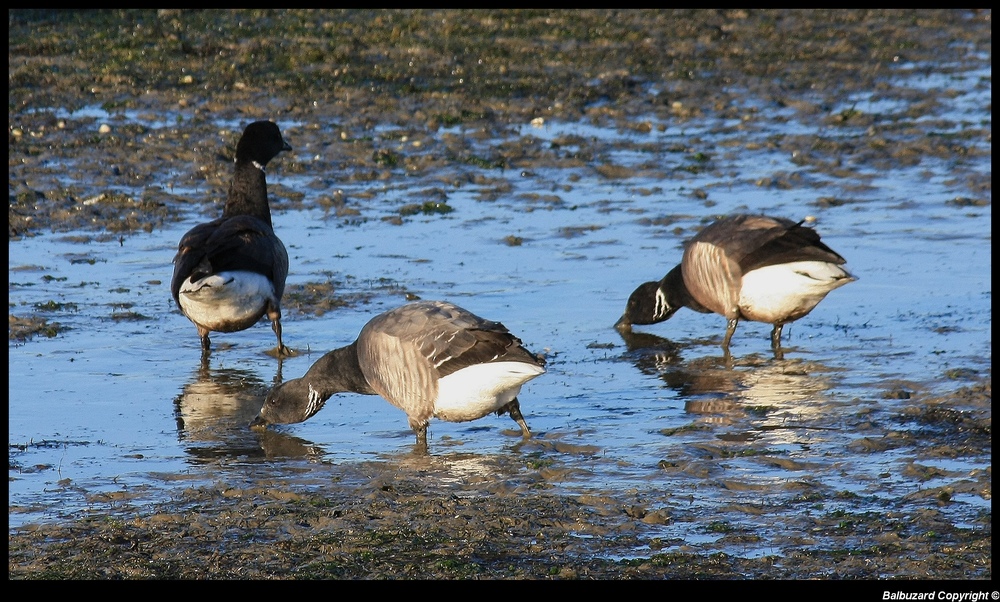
left=8, top=58, right=991, bottom=561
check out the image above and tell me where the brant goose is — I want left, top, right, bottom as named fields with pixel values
left=171, top=121, right=292, bottom=356
left=615, top=214, right=856, bottom=352
left=250, top=300, right=546, bottom=451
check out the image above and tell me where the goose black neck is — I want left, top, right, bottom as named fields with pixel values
left=223, top=161, right=273, bottom=226
left=305, top=341, right=377, bottom=398
left=661, top=264, right=711, bottom=314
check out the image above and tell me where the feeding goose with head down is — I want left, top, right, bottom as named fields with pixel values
left=250, top=300, right=546, bottom=452
left=616, top=214, right=856, bottom=355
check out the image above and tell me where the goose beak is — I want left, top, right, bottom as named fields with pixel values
left=249, top=414, right=269, bottom=430
left=614, top=314, right=632, bottom=333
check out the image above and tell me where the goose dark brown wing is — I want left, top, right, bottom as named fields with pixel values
left=412, top=302, right=541, bottom=378
left=170, top=215, right=288, bottom=304
left=689, top=215, right=788, bottom=262
left=688, top=215, right=844, bottom=274
left=425, top=326, right=530, bottom=378
left=364, top=301, right=541, bottom=379
left=740, top=221, right=846, bottom=272
left=171, top=218, right=220, bottom=304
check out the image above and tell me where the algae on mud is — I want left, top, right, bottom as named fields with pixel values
left=9, top=9, right=990, bottom=239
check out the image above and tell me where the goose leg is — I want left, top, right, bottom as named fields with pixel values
left=410, top=420, right=430, bottom=454
left=197, top=325, right=212, bottom=354
left=499, top=399, right=532, bottom=438
left=770, top=324, right=784, bottom=349
left=268, top=307, right=291, bottom=357
left=722, top=317, right=739, bottom=351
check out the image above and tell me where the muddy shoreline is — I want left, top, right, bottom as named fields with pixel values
left=8, top=464, right=992, bottom=579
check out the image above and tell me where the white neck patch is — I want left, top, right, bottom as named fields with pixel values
left=306, top=383, right=326, bottom=418
left=653, top=288, right=670, bottom=320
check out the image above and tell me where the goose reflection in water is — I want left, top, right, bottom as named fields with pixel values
left=174, top=361, right=324, bottom=461
left=617, top=329, right=840, bottom=442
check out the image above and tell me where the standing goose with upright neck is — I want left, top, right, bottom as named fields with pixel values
left=616, top=214, right=856, bottom=354
left=171, top=121, right=292, bottom=357
left=250, top=300, right=546, bottom=452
